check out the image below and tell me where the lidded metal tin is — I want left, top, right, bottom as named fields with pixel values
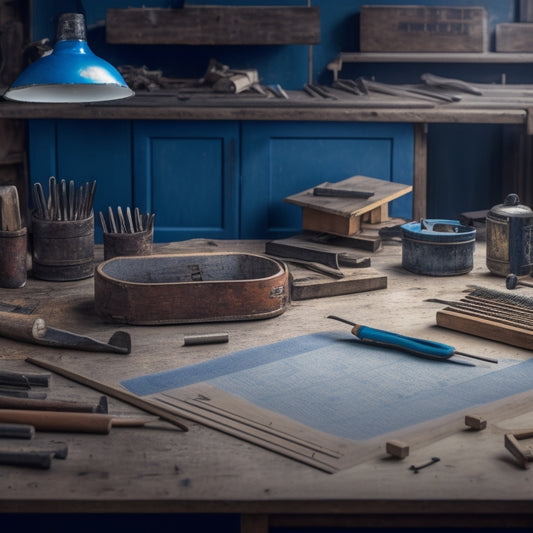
left=486, top=193, right=533, bottom=277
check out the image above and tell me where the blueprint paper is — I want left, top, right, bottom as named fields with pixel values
left=122, top=331, right=527, bottom=441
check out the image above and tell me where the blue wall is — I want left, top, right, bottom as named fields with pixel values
left=31, top=1, right=521, bottom=87
left=29, top=1, right=527, bottom=219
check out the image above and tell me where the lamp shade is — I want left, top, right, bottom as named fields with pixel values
left=4, top=13, right=134, bottom=103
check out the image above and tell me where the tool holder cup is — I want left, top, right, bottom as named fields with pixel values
left=103, top=226, right=153, bottom=260
left=31, top=211, right=95, bottom=281
left=0, top=227, right=27, bottom=288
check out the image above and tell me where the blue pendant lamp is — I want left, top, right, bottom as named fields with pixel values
left=4, top=13, right=134, bottom=103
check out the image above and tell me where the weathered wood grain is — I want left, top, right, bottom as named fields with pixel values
left=106, top=6, right=321, bottom=45
left=360, top=6, right=488, bottom=53
left=496, top=23, right=533, bottom=52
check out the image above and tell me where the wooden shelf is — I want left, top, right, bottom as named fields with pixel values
left=328, top=52, right=533, bottom=79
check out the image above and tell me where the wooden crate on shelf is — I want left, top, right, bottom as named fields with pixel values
left=106, top=6, right=321, bottom=45
left=496, top=23, right=533, bottom=52
left=359, top=5, right=488, bottom=53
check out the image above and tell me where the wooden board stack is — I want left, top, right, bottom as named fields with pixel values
left=436, top=286, right=533, bottom=350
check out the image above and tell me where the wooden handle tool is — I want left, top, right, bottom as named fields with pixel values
left=0, top=395, right=108, bottom=413
left=0, top=410, right=159, bottom=434
left=0, top=311, right=131, bottom=354
left=0, top=423, right=35, bottom=439
left=0, top=441, right=68, bottom=469
left=0, top=185, right=22, bottom=231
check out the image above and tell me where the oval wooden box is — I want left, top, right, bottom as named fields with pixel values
left=94, top=252, right=290, bottom=324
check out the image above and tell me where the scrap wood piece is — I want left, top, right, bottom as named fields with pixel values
left=288, top=263, right=386, bottom=301
left=465, top=414, right=487, bottom=430
left=505, top=430, right=533, bottom=469
left=386, top=440, right=409, bottom=459
left=265, top=234, right=371, bottom=271
left=285, top=175, right=412, bottom=237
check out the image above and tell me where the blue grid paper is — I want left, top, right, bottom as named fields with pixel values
left=122, top=332, right=530, bottom=441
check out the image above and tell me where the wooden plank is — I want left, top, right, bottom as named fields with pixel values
left=285, top=176, right=412, bottom=218
left=265, top=233, right=379, bottom=263
left=331, top=52, right=533, bottom=65
left=286, top=176, right=412, bottom=238
left=106, top=6, right=321, bottom=45
left=289, top=264, right=387, bottom=301
left=359, top=6, right=488, bottom=53
left=496, top=23, right=533, bottom=53
left=436, top=309, right=533, bottom=350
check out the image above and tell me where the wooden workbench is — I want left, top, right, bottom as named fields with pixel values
left=0, top=83, right=532, bottom=221
left=1, top=237, right=533, bottom=531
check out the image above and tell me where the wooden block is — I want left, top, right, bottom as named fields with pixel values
left=302, top=208, right=361, bottom=237
left=496, top=23, right=533, bottom=52
left=360, top=6, right=488, bottom=53
left=289, top=265, right=387, bottom=301
left=386, top=440, right=410, bottom=459
left=107, top=6, right=321, bottom=45
left=362, top=204, right=388, bottom=225
left=465, top=414, right=487, bottom=431
left=505, top=432, right=533, bottom=469
left=286, top=175, right=412, bottom=238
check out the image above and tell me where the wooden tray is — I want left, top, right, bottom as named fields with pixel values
left=94, top=253, right=289, bottom=325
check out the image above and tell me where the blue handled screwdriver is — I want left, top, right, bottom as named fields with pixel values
left=327, top=315, right=498, bottom=364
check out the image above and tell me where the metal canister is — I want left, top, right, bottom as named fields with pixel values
left=486, top=193, right=533, bottom=276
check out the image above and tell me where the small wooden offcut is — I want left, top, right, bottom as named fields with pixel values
left=285, top=175, right=412, bottom=237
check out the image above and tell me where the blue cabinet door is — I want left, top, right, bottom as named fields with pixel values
left=28, top=119, right=132, bottom=243
left=240, top=121, right=414, bottom=239
left=133, top=121, right=239, bottom=242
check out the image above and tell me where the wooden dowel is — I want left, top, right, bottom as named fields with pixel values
left=0, top=410, right=113, bottom=434
left=0, top=395, right=105, bottom=413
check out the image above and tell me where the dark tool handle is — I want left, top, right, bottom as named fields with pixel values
left=0, top=396, right=103, bottom=413
left=183, top=332, right=229, bottom=346
left=1, top=442, right=68, bottom=460
left=0, top=370, right=50, bottom=389
left=313, top=187, right=374, bottom=199
left=0, top=450, right=54, bottom=469
left=0, top=371, right=30, bottom=389
left=0, top=423, right=35, bottom=439
left=0, top=388, right=47, bottom=399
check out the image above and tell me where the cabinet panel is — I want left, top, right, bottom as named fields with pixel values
left=133, top=121, right=239, bottom=241
left=240, top=121, right=414, bottom=238
left=28, top=119, right=132, bottom=243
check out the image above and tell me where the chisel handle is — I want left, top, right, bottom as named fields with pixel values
left=353, top=325, right=455, bottom=360
left=0, top=311, right=46, bottom=342
left=0, top=410, right=113, bottom=434
left=0, top=450, right=54, bottom=469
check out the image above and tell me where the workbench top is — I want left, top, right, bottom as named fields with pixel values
left=1, top=238, right=532, bottom=530
left=0, top=84, right=530, bottom=128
